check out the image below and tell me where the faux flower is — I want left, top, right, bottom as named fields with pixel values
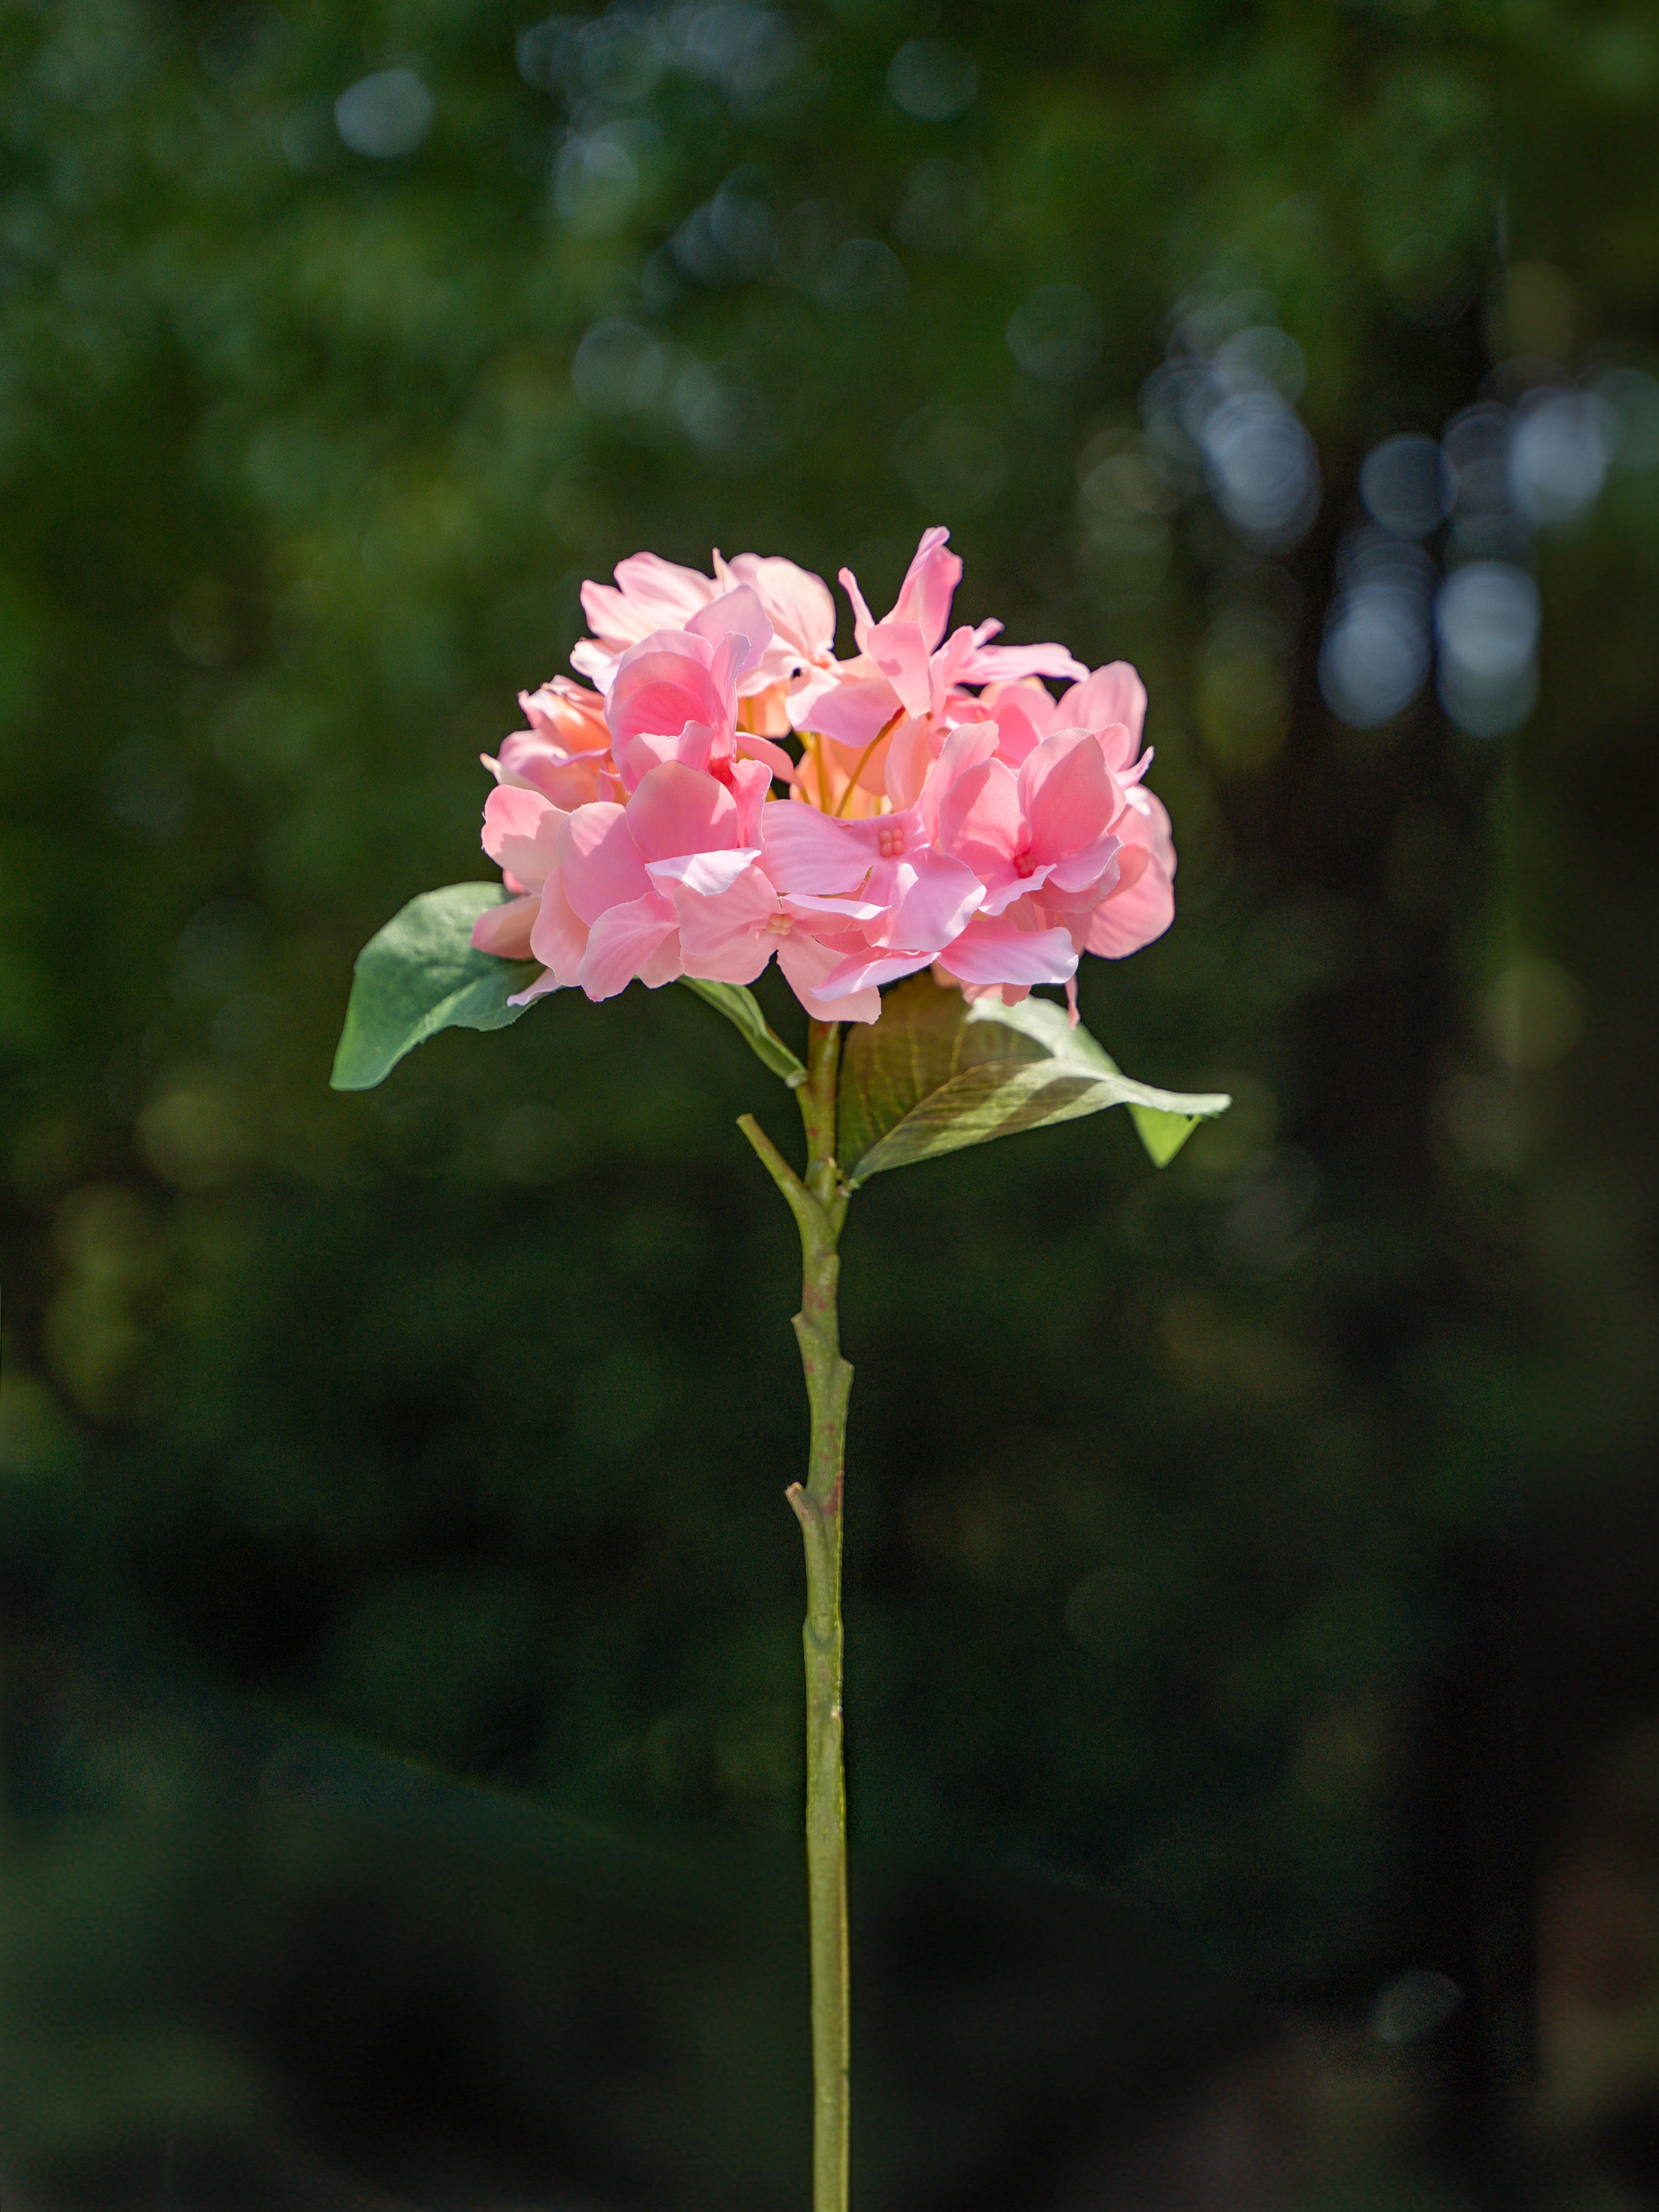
left=473, top=528, right=1177, bottom=1021
left=572, top=549, right=838, bottom=734
left=482, top=676, right=618, bottom=809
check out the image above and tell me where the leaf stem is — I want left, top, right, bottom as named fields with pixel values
left=738, top=1017, right=852, bottom=2212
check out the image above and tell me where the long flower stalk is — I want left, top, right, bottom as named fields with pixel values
left=739, top=1016, right=852, bottom=2212
left=332, top=529, right=1224, bottom=2209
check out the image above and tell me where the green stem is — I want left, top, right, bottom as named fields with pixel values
left=737, top=1016, right=852, bottom=2212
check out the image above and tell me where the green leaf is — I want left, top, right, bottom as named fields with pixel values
left=331, top=883, right=541, bottom=1091
left=836, top=975, right=1230, bottom=1184
left=679, top=977, right=807, bottom=1086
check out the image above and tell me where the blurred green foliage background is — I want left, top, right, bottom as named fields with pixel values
left=2, top=0, right=1658, bottom=2204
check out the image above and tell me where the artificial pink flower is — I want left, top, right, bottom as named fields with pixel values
left=557, top=761, right=760, bottom=1001
left=483, top=677, right=619, bottom=809
left=785, top=528, right=1088, bottom=815
left=939, top=732, right=1124, bottom=917
left=572, top=549, right=838, bottom=727
left=969, top=657, right=1174, bottom=969
left=470, top=529, right=1176, bottom=1026
left=605, top=592, right=797, bottom=795
left=671, top=864, right=885, bottom=1024
left=472, top=784, right=588, bottom=1003
left=760, top=786, right=985, bottom=956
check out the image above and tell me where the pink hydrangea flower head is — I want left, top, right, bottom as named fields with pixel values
left=472, top=530, right=1176, bottom=1026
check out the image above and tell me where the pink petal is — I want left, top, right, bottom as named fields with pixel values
left=916, top=718, right=1000, bottom=834
left=728, top=554, right=838, bottom=660
left=1060, top=662, right=1147, bottom=751
left=1115, top=782, right=1177, bottom=872
left=624, top=761, right=740, bottom=864
left=760, top=802, right=876, bottom=896
left=981, top=680, right=1058, bottom=765
left=528, top=868, right=591, bottom=983
left=688, top=585, right=773, bottom=680
left=940, top=755, right=1021, bottom=870
left=959, top=640, right=1090, bottom=686
left=482, top=786, right=564, bottom=889
left=951, top=976, right=1031, bottom=1008
left=976, top=871, right=1056, bottom=919
left=777, top=929, right=881, bottom=1023
left=1021, top=732, right=1114, bottom=859
left=607, top=633, right=725, bottom=784
left=488, top=735, right=616, bottom=808
left=624, top=720, right=728, bottom=788
left=887, top=527, right=960, bottom=651
left=558, top=802, right=648, bottom=924
left=577, top=890, right=680, bottom=1000
left=471, top=890, right=540, bottom=959
left=645, top=845, right=762, bottom=896
left=726, top=755, right=775, bottom=846
left=867, top=619, right=933, bottom=720
left=672, top=864, right=776, bottom=982
left=790, top=672, right=901, bottom=751
left=1041, top=835, right=1122, bottom=900
left=506, top=967, right=562, bottom=1006
left=520, top=677, right=612, bottom=752
left=637, top=929, right=686, bottom=987
left=734, top=732, right=799, bottom=784
left=882, top=715, right=939, bottom=809
left=780, top=890, right=887, bottom=923
left=881, top=850, right=985, bottom=952
left=928, top=623, right=981, bottom=709
left=936, top=915, right=1079, bottom=988
left=837, top=565, right=879, bottom=653
left=584, top=553, right=720, bottom=646
left=1081, top=858, right=1174, bottom=958
left=568, top=637, right=614, bottom=688
left=816, top=944, right=938, bottom=999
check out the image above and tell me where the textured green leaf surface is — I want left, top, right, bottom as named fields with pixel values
left=331, top=884, right=540, bottom=1091
left=679, top=978, right=806, bottom=1085
left=836, top=976, right=1230, bottom=1184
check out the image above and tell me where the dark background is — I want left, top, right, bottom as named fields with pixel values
left=2, top=0, right=1658, bottom=2205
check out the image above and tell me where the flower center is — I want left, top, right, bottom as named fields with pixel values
left=767, top=912, right=793, bottom=936
left=876, top=824, right=906, bottom=860
left=1013, top=846, right=1038, bottom=879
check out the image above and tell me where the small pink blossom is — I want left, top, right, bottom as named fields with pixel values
left=470, top=784, right=585, bottom=1004
left=781, top=531, right=1089, bottom=825
left=760, top=789, right=985, bottom=957
left=483, top=677, right=619, bottom=810
left=572, top=549, right=838, bottom=733
left=671, top=865, right=885, bottom=1024
left=939, top=732, right=1123, bottom=917
left=557, top=760, right=760, bottom=1001
left=605, top=591, right=797, bottom=796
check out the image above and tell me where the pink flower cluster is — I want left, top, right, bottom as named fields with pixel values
left=472, top=529, right=1175, bottom=1024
